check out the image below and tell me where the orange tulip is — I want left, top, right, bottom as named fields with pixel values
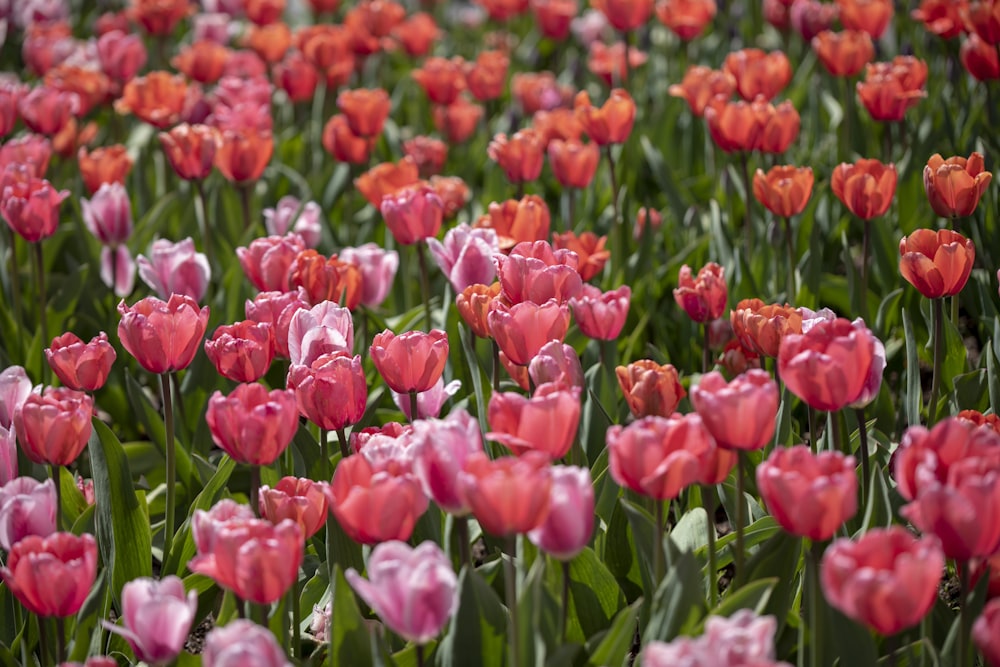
left=432, top=98, right=484, bottom=144
left=703, top=96, right=759, bottom=153
left=812, top=30, right=875, bottom=77
left=512, top=72, right=575, bottom=114
left=836, top=0, right=893, bottom=38
left=429, top=175, right=471, bottom=217
left=244, top=23, right=293, bottom=63
left=553, top=231, right=609, bottom=281
left=856, top=57, right=928, bottom=122
left=591, top=0, right=654, bottom=31
left=831, top=158, right=897, bottom=219
left=337, top=88, right=391, bottom=138
left=615, top=359, right=686, bottom=418
left=115, top=71, right=190, bottom=129
left=731, top=298, right=803, bottom=358
left=923, top=152, right=993, bottom=219
left=752, top=165, right=814, bottom=218
left=129, top=0, right=191, bottom=36
left=354, top=158, right=421, bottom=207
left=723, top=48, right=793, bottom=101
left=756, top=99, right=800, bottom=155
left=44, top=65, right=110, bottom=117
left=393, top=13, right=440, bottom=57
left=475, top=196, right=551, bottom=250
left=288, top=250, right=363, bottom=308
left=466, top=51, right=509, bottom=102
left=532, top=108, right=584, bottom=145
left=668, top=66, right=736, bottom=117
left=457, top=283, right=502, bottom=338
left=547, top=139, right=600, bottom=189
left=159, top=123, right=217, bottom=181
left=412, top=57, right=467, bottom=105
left=322, top=115, right=373, bottom=165
left=574, top=89, right=636, bottom=146
left=899, top=229, right=975, bottom=299
left=214, top=128, right=273, bottom=184
left=655, top=0, right=717, bottom=40
left=587, top=42, right=648, bottom=87
left=488, top=129, right=545, bottom=183
left=172, top=41, right=230, bottom=84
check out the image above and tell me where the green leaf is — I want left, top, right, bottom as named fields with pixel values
left=619, top=498, right=656, bottom=599
left=89, top=419, right=153, bottom=604
left=902, top=308, right=922, bottom=427
left=328, top=565, right=373, bottom=667
left=518, top=557, right=559, bottom=666
left=858, top=464, right=894, bottom=535
left=436, top=566, right=508, bottom=667
left=58, top=465, right=87, bottom=526
left=739, top=531, right=802, bottom=637
left=164, top=456, right=236, bottom=576
left=124, top=372, right=196, bottom=497
left=586, top=598, right=642, bottom=667
left=547, top=547, right=624, bottom=644
left=642, top=547, right=704, bottom=644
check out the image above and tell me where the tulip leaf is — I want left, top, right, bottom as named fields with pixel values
left=740, top=531, right=802, bottom=636
left=436, top=566, right=508, bottom=667
left=822, top=605, right=879, bottom=666
left=163, top=455, right=236, bottom=577
left=939, top=310, right=967, bottom=393
left=58, top=464, right=87, bottom=525
left=696, top=516, right=780, bottom=570
left=902, top=308, right=922, bottom=427
left=124, top=371, right=197, bottom=497
left=517, top=557, right=559, bottom=666
left=642, top=544, right=704, bottom=644
left=323, top=565, right=374, bottom=667
left=545, top=547, right=624, bottom=644
left=707, top=577, right=780, bottom=622
left=858, top=462, right=894, bottom=535
left=585, top=598, right=642, bottom=667
left=619, top=498, right=656, bottom=603
left=89, top=419, right=153, bottom=604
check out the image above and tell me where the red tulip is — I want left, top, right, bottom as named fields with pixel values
left=259, top=477, right=329, bottom=539
left=488, top=384, right=581, bottom=459
left=286, top=352, right=367, bottom=431
left=673, top=262, right=728, bottom=323
left=45, top=331, right=116, bottom=392
left=14, top=387, right=93, bottom=466
left=237, top=234, right=306, bottom=292
left=923, top=151, right=993, bottom=220
left=488, top=299, right=571, bottom=366
left=899, top=228, right=975, bottom=299
left=205, top=384, right=298, bottom=466
left=690, top=370, right=778, bottom=450
left=830, top=158, right=897, bottom=220
left=615, top=360, right=686, bottom=418
left=0, top=532, right=97, bottom=617
left=336, top=88, right=391, bottom=138
left=370, top=329, right=449, bottom=394
left=723, top=48, right=793, bottom=101
left=203, top=320, right=275, bottom=383
left=458, top=451, right=552, bottom=536
left=117, top=294, right=209, bottom=375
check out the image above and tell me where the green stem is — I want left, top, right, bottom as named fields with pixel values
left=250, top=465, right=260, bottom=517
left=854, top=407, right=870, bottom=509
left=958, top=562, right=970, bottom=667
left=193, top=180, right=214, bottom=271
left=928, top=297, right=943, bottom=425
left=456, top=516, right=471, bottom=571
left=37, top=613, right=49, bottom=667
left=831, top=411, right=845, bottom=456
left=702, top=323, right=711, bottom=375
left=416, top=243, right=433, bottom=329
left=860, top=220, right=871, bottom=321
left=606, top=147, right=624, bottom=278
left=4, top=228, right=24, bottom=362
left=32, top=241, right=48, bottom=384
left=409, top=389, right=420, bottom=423
left=336, top=427, right=349, bottom=460
left=784, top=216, right=796, bottom=301
left=505, top=535, right=521, bottom=667
left=740, top=152, right=753, bottom=259
left=54, top=617, right=65, bottom=665
left=808, top=541, right=823, bottom=667
left=808, top=406, right=818, bottom=452
left=703, top=485, right=717, bottom=608
left=621, top=30, right=632, bottom=87
left=319, top=428, right=330, bottom=480
left=290, top=578, right=301, bottom=659
left=560, top=559, right=571, bottom=644
left=50, top=465, right=62, bottom=531
left=491, top=339, right=501, bottom=392
left=734, top=452, right=746, bottom=589
left=238, top=183, right=253, bottom=236
left=653, top=498, right=665, bottom=586
left=161, top=373, right=176, bottom=573
left=416, top=644, right=425, bottom=667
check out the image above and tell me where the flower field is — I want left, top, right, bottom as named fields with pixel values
left=2, top=0, right=1000, bottom=665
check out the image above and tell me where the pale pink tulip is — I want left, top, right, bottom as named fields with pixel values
left=392, top=378, right=462, bottom=420
left=137, top=237, right=211, bottom=302
left=426, top=223, right=500, bottom=292
left=0, top=477, right=56, bottom=550
left=528, top=465, right=593, bottom=560
left=339, top=243, right=399, bottom=308
left=408, top=409, right=484, bottom=515
left=286, top=301, right=354, bottom=366
left=103, top=576, right=197, bottom=666
left=263, top=196, right=322, bottom=248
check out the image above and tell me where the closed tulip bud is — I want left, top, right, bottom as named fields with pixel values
left=77, top=145, right=132, bottom=196
left=259, top=477, right=329, bottom=539
left=190, top=517, right=303, bottom=604
left=690, top=370, right=777, bottom=450
left=488, top=129, right=546, bottom=184
left=899, top=228, right=975, bottom=299
left=528, top=466, right=594, bottom=560
left=673, top=262, right=727, bottom=323
left=427, top=224, right=500, bottom=294
left=137, top=237, right=211, bottom=303
left=286, top=301, right=353, bottom=367
left=14, top=387, right=93, bottom=466
left=237, top=234, right=306, bottom=293
left=0, top=366, right=33, bottom=430
left=529, top=340, right=584, bottom=389
left=337, top=88, right=391, bottom=138
left=286, top=352, right=367, bottom=431
left=615, top=359, right=685, bottom=418
left=214, top=127, right=273, bottom=184
left=159, top=124, right=217, bottom=181
left=0, top=531, right=97, bottom=617
left=339, top=243, right=399, bottom=308
left=961, top=32, right=1000, bottom=81
left=812, top=30, right=875, bottom=78
left=456, top=283, right=501, bottom=338
left=488, top=384, right=581, bottom=458
left=394, top=13, right=440, bottom=57
left=822, top=527, right=943, bottom=635
left=1, top=176, right=68, bottom=243
left=380, top=184, right=444, bottom=245
left=412, top=57, right=467, bottom=105
left=118, top=294, right=209, bottom=374
left=756, top=99, right=801, bottom=154
left=459, top=451, right=552, bottom=536
left=355, top=158, right=421, bottom=208
left=830, top=158, right=897, bottom=219
left=409, top=409, right=485, bottom=515
left=574, top=89, right=636, bottom=145
left=547, top=139, right=600, bottom=189
left=836, top=0, right=892, bottom=38
left=731, top=298, right=802, bottom=358
left=757, top=446, right=857, bottom=540
left=723, top=48, right=793, bottom=101
left=570, top=284, right=631, bottom=340
left=45, top=331, right=116, bottom=391
left=655, top=0, right=717, bottom=40
left=206, top=384, right=297, bottom=465
left=465, top=50, right=509, bottom=101
left=923, top=151, right=992, bottom=219
left=204, top=320, right=275, bottom=382
left=346, top=541, right=458, bottom=644
left=81, top=182, right=133, bottom=246
left=103, top=576, right=197, bottom=666
left=489, top=299, right=571, bottom=366
left=0, top=477, right=57, bottom=551
left=326, top=454, right=428, bottom=544
left=752, top=165, right=814, bottom=217
left=203, top=619, right=292, bottom=667
left=370, top=329, right=449, bottom=394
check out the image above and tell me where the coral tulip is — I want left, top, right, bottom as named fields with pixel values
left=287, top=250, right=362, bottom=309
left=337, top=88, right=390, bottom=138
left=322, top=114, right=372, bottom=165
left=476, top=196, right=552, bottom=250
left=245, top=290, right=308, bottom=359
left=370, top=329, right=449, bottom=394
left=159, top=124, right=217, bottom=181
left=547, top=139, right=600, bottom=189
left=856, top=57, right=928, bottom=122
left=203, top=320, right=275, bottom=383
left=237, top=234, right=306, bottom=293
left=673, top=262, right=728, bottom=323
left=205, top=384, right=297, bottom=465
left=723, top=48, right=793, bottom=101
left=380, top=184, right=444, bottom=245
left=835, top=0, right=892, bottom=38
left=45, top=331, right=116, bottom=392
left=812, top=30, right=875, bottom=78
left=77, top=145, right=132, bottom=196
left=488, top=299, right=571, bottom=366
left=488, top=129, right=546, bottom=184
left=570, top=284, right=631, bottom=340
left=899, top=228, right=975, bottom=299
left=458, top=451, right=552, bottom=536
left=326, top=454, right=428, bottom=544
left=690, top=370, right=778, bottom=450
left=286, top=352, right=367, bottom=431
left=117, top=294, right=210, bottom=374
left=655, top=0, right=717, bottom=40
left=668, top=66, right=736, bottom=117
left=730, top=298, right=802, bottom=358
left=923, top=151, right=992, bottom=219
left=214, top=128, right=273, bottom=184
left=465, top=51, right=509, bottom=102
left=830, top=158, right=897, bottom=219
left=752, top=165, right=814, bottom=217
left=403, top=136, right=448, bottom=178
left=259, top=477, right=329, bottom=539
left=355, top=158, right=421, bottom=208
left=456, top=283, right=501, bottom=338
left=0, top=531, right=97, bottom=617
left=574, top=89, right=636, bottom=145
left=615, top=359, right=685, bottom=418
left=488, top=384, right=581, bottom=458
left=14, top=387, right=93, bottom=466
left=0, top=176, right=68, bottom=243
left=115, top=72, right=190, bottom=129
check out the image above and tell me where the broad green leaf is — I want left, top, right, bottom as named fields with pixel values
left=642, top=547, right=704, bottom=644
left=436, top=566, right=508, bottom=667
left=619, top=498, right=656, bottom=600
left=164, top=455, right=236, bottom=577
left=546, top=547, right=624, bottom=644
left=327, top=565, right=373, bottom=667
left=124, top=372, right=196, bottom=496
left=740, top=531, right=802, bottom=636
left=902, top=308, right=921, bottom=427
left=586, top=598, right=642, bottom=667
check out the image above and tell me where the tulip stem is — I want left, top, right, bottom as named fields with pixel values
left=702, top=485, right=717, bottom=608
left=416, top=644, right=425, bottom=667
left=50, top=465, right=62, bottom=531
left=416, top=243, right=433, bottom=329
left=504, top=535, right=521, bottom=667
left=734, top=452, right=746, bottom=590
left=860, top=220, right=871, bottom=321
left=830, top=411, right=845, bottom=456
left=238, top=183, right=253, bottom=235
left=854, top=407, right=870, bottom=508
left=290, top=579, right=301, bottom=658
left=784, top=216, right=796, bottom=301
left=4, top=229, right=24, bottom=360
left=161, top=372, right=176, bottom=574
left=336, top=427, right=349, bottom=460
left=605, top=147, right=624, bottom=277
left=958, top=562, right=971, bottom=667
left=951, top=294, right=958, bottom=328
left=740, top=152, right=753, bottom=259
left=409, top=390, right=419, bottom=423
left=193, top=180, right=214, bottom=272
left=456, top=516, right=471, bottom=570
left=653, top=498, right=665, bottom=586
left=702, top=323, right=711, bottom=374
left=36, top=613, right=49, bottom=667
left=319, top=428, right=330, bottom=479
left=31, top=241, right=49, bottom=384
left=928, top=297, right=944, bottom=426
left=560, top=559, right=571, bottom=644
left=54, top=617, right=65, bottom=664
left=250, top=465, right=260, bottom=517
left=492, top=340, right=501, bottom=392
left=808, top=541, right=822, bottom=667
left=807, top=407, right=818, bottom=452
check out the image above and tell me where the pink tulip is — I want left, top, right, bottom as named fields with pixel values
left=0, top=365, right=33, bottom=429
left=287, top=301, right=354, bottom=366
left=192, top=13, right=232, bottom=44
left=245, top=289, right=309, bottom=358
left=392, top=378, right=462, bottom=420
left=137, top=237, right=211, bottom=302
left=458, top=451, right=553, bottom=536
left=103, top=576, right=197, bottom=666
left=339, top=243, right=400, bottom=308
left=380, top=184, right=444, bottom=245
left=570, top=284, right=631, bottom=340
left=973, top=598, right=1000, bottom=667
left=100, top=245, right=137, bottom=297
left=0, top=532, right=97, bottom=618
left=203, top=320, right=275, bottom=383
left=0, top=477, right=56, bottom=550
left=205, top=384, right=298, bottom=466
left=203, top=619, right=293, bottom=667
left=409, top=409, right=484, bottom=515
left=488, top=298, right=571, bottom=366
left=494, top=241, right=582, bottom=305
left=0, top=427, right=16, bottom=485
left=259, top=477, right=329, bottom=539
left=370, top=329, right=449, bottom=394
left=96, top=30, right=147, bottom=83
left=263, top=196, right=322, bottom=247
left=45, top=331, right=117, bottom=391
left=81, top=182, right=132, bottom=246
left=488, top=384, right=581, bottom=459
left=690, top=370, right=778, bottom=451
left=528, top=465, right=593, bottom=560
left=426, top=223, right=500, bottom=292
left=1, top=175, right=68, bottom=242
left=16, top=87, right=77, bottom=136
left=236, top=234, right=306, bottom=292
left=529, top=340, right=584, bottom=389
left=0, top=135, right=51, bottom=178
left=118, top=294, right=210, bottom=374
left=192, top=499, right=256, bottom=554
left=345, top=541, right=458, bottom=644
left=644, top=610, right=789, bottom=666
left=286, top=352, right=367, bottom=431
left=14, top=387, right=93, bottom=466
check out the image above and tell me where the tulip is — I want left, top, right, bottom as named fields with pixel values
left=118, top=294, right=210, bottom=374
left=527, top=465, right=594, bottom=560
left=171, top=40, right=229, bottom=84
left=1, top=176, right=68, bottom=243
left=821, top=527, right=943, bottom=635
left=923, top=152, right=993, bottom=220
left=533, top=108, right=584, bottom=145
left=488, top=299, right=571, bottom=366
left=643, top=610, right=785, bottom=666
left=190, top=517, right=303, bottom=604
left=812, top=30, right=875, bottom=78
left=654, top=0, right=716, bottom=40
left=192, top=500, right=257, bottom=554
left=103, top=576, right=197, bottom=666
left=0, top=366, right=32, bottom=430
left=337, top=88, right=391, bottom=138
left=346, top=541, right=458, bottom=644
left=495, top=242, right=582, bottom=305
left=456, top=283, right=501, bottom=338
left=394, top=13, right=440, bottom=57
left=14, top=387, right=93, bottom=467
left=202, top=619, right=292, bottom=667
left=757, top=446, right=857, bottom=540
left=899, top=229, right=975, bottom=299
left=723, top=48, right=793, bottom=101
left=752, top=165, right=814, bottom=218
left=856, top=57, right=928, bottom=122
left=17, top=87, right=78, bottom=137
left=487, top=129, right=546, bottom=184
left=465, top=50, right=509, bottom=101
left=403, top=136, right=448, bottom=177
left=673, top=263, right=728, bottom=323
left=237, top=234, right=306, bottom=292
left=488, top=384, right=581, bottom=458
left=77, top=145, right=132, bottom=196
left=409, top=409, right=484, bottom=515
left=835, top=0, right=892, bottom=38
left=570, top=284, right=631, bottom=340
left=0, top=135, right=52, bottom=179
left=338, top=243, right=399, bottom=308
left=961, top=32, right=1000, bottom=81
left=115, top=72, right=190, bottom=129
left=552, top=231, right=609, bottom=282
left=668, top=66, right=736, bottom=117
left=615, top=360, right=685, bottom=418
left=286, top=352, right=367, bottom=432
left=286, top=301, right=353, bottom=368
left=730, top=298, right=802, bottom=358
left=391, top=378, right=462, bottom=421
left=0, top=427, right=16, bottom=486
left=245, top=290, right=309, bottom=358
left=529, top=341, right=585, bottom=390
left=830, top=159, right=897, bottom=219
left=379, top=184, right=445, bottom=247
left=259, top=477, right=329, bottom=539
left=433, top=99, right=484, bottom=144
left=325, top=454, right=428, bottom=544
left=287, top=250, right=362, bottom=309
left=458, top=451, right=552, bottom=536
left=690, top=370, right=778, bottom=450
left=431, top=177, right=470, bottom=218
left=370, top=329, right=449, bottom=394
left=97, top=30, right=147, bottom=84
left=974, top=599, right=1000, bottom=666
left=205, top=384, right=298, bottom=466
left=203, top=320, right=275, bottom=383
left=588, top=41, right=650, bottom=88
left=0, top=532, right=97, bottom=617
left=0, top=477, right=57, bottom=550
left=159, top=123, right=217, bottom=181
left=214, top=127, right=274, bottom=184
left=790, top=0, right=838, bottom=40
left=137, top=237, right=211, bottom=303
left=427, top=224, right=500, bottom=293
left=45, top=331, right=116, bottom=391
left=574, top=89, right=636, bottom=145
left=591, top=0, right=653, bottom=30
left=411, top=57, right=467, bottom=105
left=262, top=196, right=322, bottom=247
left=81, top=182, right=133, bottom=246
left=476, top=196, right=551, bottom=250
